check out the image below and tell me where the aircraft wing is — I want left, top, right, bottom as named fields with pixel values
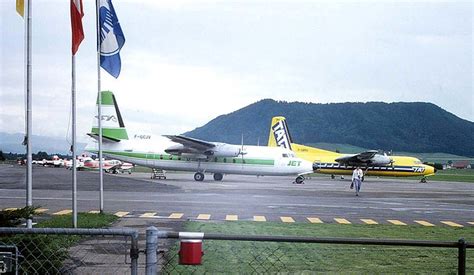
left=335, top=150, right=379, bottom=164
left=163, top=135, right=216, bottom=152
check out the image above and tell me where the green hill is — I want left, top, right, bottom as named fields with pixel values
left=185, top=100, right=474, bottom=157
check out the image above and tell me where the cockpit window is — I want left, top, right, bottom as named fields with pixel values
left=414, top=160, right=422, bottom=165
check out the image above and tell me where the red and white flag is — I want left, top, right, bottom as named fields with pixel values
left=70, top=0, right=84, bottom=55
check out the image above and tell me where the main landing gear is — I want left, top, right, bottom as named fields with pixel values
left=213, top=173, right=223, bottom=181
left=294, top=175, right=305, bottom=184
left=194, top=172, right=205, bottom=181
left=420, top=177, right=427, bottom=183
left=193, top=172, right=224, bottom=182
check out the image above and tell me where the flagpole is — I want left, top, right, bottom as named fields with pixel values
left=25, top=0, right=33, bottom=229
left=71, top=54, right=78, bottom=228
left=96, top=0, right=104, bottom=214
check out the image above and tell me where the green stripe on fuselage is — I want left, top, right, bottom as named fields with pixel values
left=100, top=150, right=275, bottom=165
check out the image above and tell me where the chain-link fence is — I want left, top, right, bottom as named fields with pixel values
left=0, top=227, right=472, bottom=274
left=151, top=229, right=473, bottom=275
left=0, top=228, right=139, bottom=275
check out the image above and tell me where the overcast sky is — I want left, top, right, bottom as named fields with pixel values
left=1, top=0, right=472, bottom=144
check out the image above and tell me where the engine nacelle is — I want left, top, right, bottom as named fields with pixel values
left=204, top=144, right=242, bottom=157
left=369, top=155, right=392, bottom=166
left=165, top=144, right=185, bottom=155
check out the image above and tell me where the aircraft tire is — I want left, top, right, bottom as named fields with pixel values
left=295, top=175, right=305, bottom=184
left=194, top=172, right=205, bottom=181
left=331, top=174, right=335, bottom=179
left=213, top=173, right=223, bottom=181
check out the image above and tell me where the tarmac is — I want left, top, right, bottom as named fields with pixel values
left=1, top=164, right=473, bottom=227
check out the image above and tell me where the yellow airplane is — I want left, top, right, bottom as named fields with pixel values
left=268, top=116, right=436, bottom=182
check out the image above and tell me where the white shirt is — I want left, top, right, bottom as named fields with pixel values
left=352, top=168, right=363, bottom=181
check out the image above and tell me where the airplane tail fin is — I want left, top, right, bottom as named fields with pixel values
left=88, top=90, right=129, bottom=142
left=267, top=116, right=293, bottom=150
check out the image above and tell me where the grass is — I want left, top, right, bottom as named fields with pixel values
left=429, top=169, right=474, bottom=183
left=162, top=221, right=474, bottom=274
left=36, top=212, right=118, bottom=228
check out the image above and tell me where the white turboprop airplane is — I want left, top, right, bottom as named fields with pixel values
left=85, top=91, right=313, bottom=183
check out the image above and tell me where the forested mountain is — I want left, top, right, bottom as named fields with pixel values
left=0, top=133, right=86, bottom=155
left=185, top=100, right=474, bottom=157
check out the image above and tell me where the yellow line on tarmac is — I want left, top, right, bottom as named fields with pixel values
left=253, top=216, right=266, bottom=222
left=35, top=208, right=49, bottom=213
left=226, top=215, right=238, bottom=221
left=53, top=209, right=72, bottom=215
left=361, top=219, right=378, bottom=225
left=414, top=220, right=435, bottom=226
left=140, top=212, right=157, bottom=218
left=334, top=218, right=351, bottom=224
left=196, top=214, right=211, bottom=220
left=387, top=220, right=407, bottom=225
left=307, top=217, right=323, bottom=223
left=88, top=210, right=100, bottom=214
left=169, top=213, right=184, bottom=219
left=114, top=211, right=129, bottom=217
left=441, top=221, right=463, bottom=228
left=280, top=216, right=295, bottom=223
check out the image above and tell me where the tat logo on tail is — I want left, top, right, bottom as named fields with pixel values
left=272, top=120, right=292, bottom=150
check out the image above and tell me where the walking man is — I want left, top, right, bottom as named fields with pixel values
left=352, top=166, right=363, bottom=196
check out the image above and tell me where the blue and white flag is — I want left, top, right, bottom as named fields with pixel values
left=99, top=0, right=125, bottom=78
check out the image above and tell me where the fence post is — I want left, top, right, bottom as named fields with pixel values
left=146, top=226, right=159, bottom=275
left=458, top=238, right=467, bottom=275
left=130, top=231, right=139, bottom=275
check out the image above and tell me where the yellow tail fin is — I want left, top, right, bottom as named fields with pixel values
left=268, top=116, right=292, bottom=150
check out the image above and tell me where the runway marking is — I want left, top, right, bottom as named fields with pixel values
left=34, top=208, right=49, bottom=213
left=169, top=213, right=184, bottom=219
left=114, top=211, right=129, bottom=217
left=307, top=217, right=323, bottom=223
left=3, top=208, right=19, bottom=211
left=53, top=209, right=72, bottom=215
left=361, top=219, right=378, bottom=225
left=196, top=214, right=211, bottom=220
left=334, top=218, right=351, bottom=224
left=140, top=212, right=157, bottom=218
left=253, top=216, right=266, bottom=222
left=387, top=220, right=407, bottom=225
left=280, top=216, right=295, bottom=223
left=414, top=220, right=435, bottom=226
left=441, top=221, right=463, bottom=228
left=88, top=210, right=100, bottom=214
left=226, top=215, right=238, bottom=221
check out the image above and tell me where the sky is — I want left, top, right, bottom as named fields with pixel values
left=0, top=0, right=472, bottom=144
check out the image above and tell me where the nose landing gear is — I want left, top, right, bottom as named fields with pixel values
left=294, top=175, right=305, bottom=184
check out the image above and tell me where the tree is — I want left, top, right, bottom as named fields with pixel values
left=34, top=151, right=49, bottom=160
